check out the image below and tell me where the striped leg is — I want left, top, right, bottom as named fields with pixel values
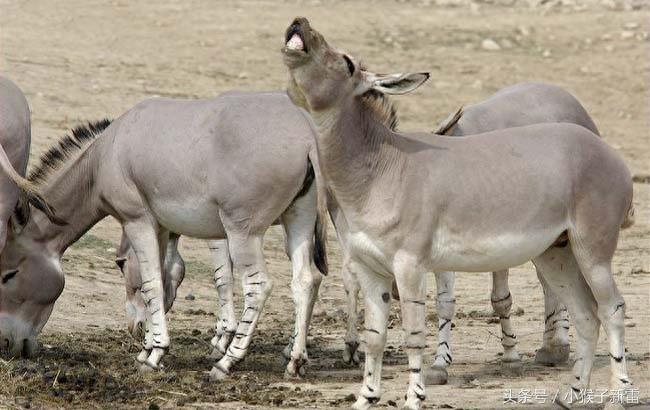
left=281, top=191, right=323, bottom=378
left=535, top=268, right=571, bottom=365
left=208, top=239, right=237, bottom=359
left=491, top=270, right=521, bottom=368
left=426, top=271, right=455, bottom=385
left=342, top=256, right=362, bottom=365
left=533, top=247, right=600, bottom=409
left=395, top=260, right=428, bottom=410
left=210, top=234, right=272, bottom=380
left=123, top=221, right=169, bottom=370
left=351, top=262, right=392, bottom=410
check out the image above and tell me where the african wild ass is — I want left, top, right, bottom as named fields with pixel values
left=120, top=82, right=599, bottom=384
left=282, top=17, right=634, bottom=409
left=0, top=91, right=328, bottom=381
left=0, top=77, right=66, bottom=357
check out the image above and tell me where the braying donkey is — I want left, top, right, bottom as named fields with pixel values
left=122, top=82, right=597, bottom=385
left=282, top=17, right=634, bottom=410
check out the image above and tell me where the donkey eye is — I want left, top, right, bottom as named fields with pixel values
left=343, top=55, right=355, bottom=76
left=1, top=269, right=19, bottom=284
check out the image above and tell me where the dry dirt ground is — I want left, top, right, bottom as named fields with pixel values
left=0, top=0, right=649, bottom=409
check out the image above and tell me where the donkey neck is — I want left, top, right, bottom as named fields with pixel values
left=310, top=97, right=407, bottom=216
left=26, top=142, right=107, bottom=255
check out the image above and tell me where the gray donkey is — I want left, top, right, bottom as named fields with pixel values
left=344, top=82, right=601, bottom=384
left=282, top=17, right=634, bottom=410
left=0, top=91, right=327, bottom=380
left=124, top=82, right=598, bottom=385
left=0, top=77, right=64, bottom=357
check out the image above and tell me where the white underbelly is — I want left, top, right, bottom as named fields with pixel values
left=150, top=201, right=227, bottom=239
left=433, top=228, right=564, bottom=272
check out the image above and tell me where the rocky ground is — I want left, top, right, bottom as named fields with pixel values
left=0, top=0, right=648, bottom=408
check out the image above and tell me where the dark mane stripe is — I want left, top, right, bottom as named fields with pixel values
left=29, top=119, right=112, bottom=185
left=362, top=90, right=399, bottom=131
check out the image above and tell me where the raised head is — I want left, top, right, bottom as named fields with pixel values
left=282, top=17, right=429, bottom=114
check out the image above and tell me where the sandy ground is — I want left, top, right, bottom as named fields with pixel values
left=0, top=0, right=648, bottom=408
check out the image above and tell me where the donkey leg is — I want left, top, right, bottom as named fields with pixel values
left=281, top=191, right=323, bottom=378
left=351, top=262, right=392, bottom=410
left=533, top=246, right=600, bottom=409
left=572, top=263, right=632, bottom=406
left=425, top=271, right=455, bottom=385
left=395, top=259, right=428, bottom=410
left=123, top=221, right=169, bottom=370
left=210, top=234, right=272, bottom=381
left=342, top=255, right=362, bottom=366
left=207, top=239, right=236, bottom=359
left=491, top=270, right=521, bottom=371
left=535, top=268, right=571, bottom=365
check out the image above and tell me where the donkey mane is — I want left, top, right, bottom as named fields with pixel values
left=361, top=90, right=398, bottom=131
left=29, top=119, right=112, bottom=185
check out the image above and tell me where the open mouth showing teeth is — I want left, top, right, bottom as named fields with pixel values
left=285, top=24, right=306, bottom=52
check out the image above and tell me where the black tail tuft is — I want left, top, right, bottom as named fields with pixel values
left=313, top=211, right=328, bottom=275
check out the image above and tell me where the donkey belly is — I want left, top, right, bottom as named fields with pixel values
left=149, top=200, right=227, bottom=239
left=433, top=226, right=564, bottom=272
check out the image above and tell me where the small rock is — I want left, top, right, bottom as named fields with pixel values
left=501, top=38, right=514, bottom=49
left=481, top=38, right=501, bottom=51
left=387, top=399, right=398, bottom=407
left=621, top=31, right=635, bottom=39
left=514, top=307, right=525, bottom=316
left=542, top=49, right=552, bottom=58
left=185, top=293, right=196, bottom=301
left=344, top=393, right=356, bottom=402
left=517, top=25, right=530, bottom=37
left=625, top=322, right=636, bottom=328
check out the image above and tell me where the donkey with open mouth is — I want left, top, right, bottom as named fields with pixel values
left=0, top=91, right=328, bottom=378
left=282, top=17, right=634, bottom=410
left=124, top=82, right=598, bottom=384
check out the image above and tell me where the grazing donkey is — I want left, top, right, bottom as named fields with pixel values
left=282, top=17, right=634, bottom=410
left=0, top=77, right=65, bottom=357
left=0, top=91, right=328, bottom=380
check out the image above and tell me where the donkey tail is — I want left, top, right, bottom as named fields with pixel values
left=433, top=105, right=463, bottom=135
left=308, top=150, right=328, bottom=275
left=0, top=145, right=66, bottom=225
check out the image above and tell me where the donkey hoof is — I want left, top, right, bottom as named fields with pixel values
left=209, top=366, right=229, bottom=382
left=343, top=342, right=361, bottom=366
left=535, top=345, right=569, bottom=366
left=285, top=357, right=308, bottom=379
left=351, top=396, right=373, bottom=410
left=402, top=398, right=422, bottom=410
left=136, top=349, right=151, bottom=364
left=501, top=359, right=523, bottom=376
left=424, top=366, right=448, bottom=385
left=138, top=362, right=159, bottom=373
left=554, top=395, right=572, bottom=409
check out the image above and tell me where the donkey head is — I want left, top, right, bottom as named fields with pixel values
left=282, top=17, right=429, bottom=113
left=0, top=232, right=64, bottom=358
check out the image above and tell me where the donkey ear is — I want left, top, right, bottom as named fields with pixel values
left=357, top=71, right=430, bottom=95
left=10, top=195, right=31, bottom=234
